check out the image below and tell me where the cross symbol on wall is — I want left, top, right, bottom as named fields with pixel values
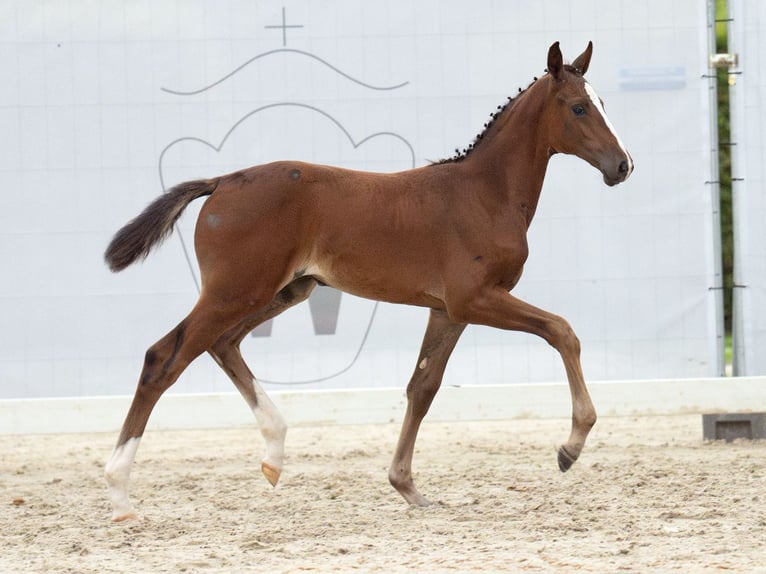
left=264, top=6, right=304, bottom=46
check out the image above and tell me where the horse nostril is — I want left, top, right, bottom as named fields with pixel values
left=618, top=160, right=629, bottom=175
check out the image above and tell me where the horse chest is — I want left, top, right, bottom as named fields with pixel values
left=477, top=237, right=529, bottom=289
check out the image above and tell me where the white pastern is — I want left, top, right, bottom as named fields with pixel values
left=251, top=383, right=287, bottom=471
left=584, top=81, right=634, bottom=174
left=104, top=437, right=141, bottom=520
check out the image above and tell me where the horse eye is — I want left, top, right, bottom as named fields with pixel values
left=572, top=104, right=586, bottom=117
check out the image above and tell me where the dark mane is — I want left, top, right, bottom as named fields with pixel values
left=433, top=65, right=583, bottom=165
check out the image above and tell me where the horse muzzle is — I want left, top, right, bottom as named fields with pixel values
left=602, top=153, right=634, bottom=187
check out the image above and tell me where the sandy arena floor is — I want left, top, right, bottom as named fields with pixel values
left=2, top=415, right=765, bottom=573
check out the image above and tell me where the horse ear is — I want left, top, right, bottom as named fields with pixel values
left=571, top=41, right=593, bottom=75
left=547, top=41, right=563, bottom=81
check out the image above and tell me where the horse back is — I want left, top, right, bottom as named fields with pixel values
left=192, top=161, right=459, bottom=303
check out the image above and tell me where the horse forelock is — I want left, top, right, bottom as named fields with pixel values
left=562, top=63, right=585, bottom=77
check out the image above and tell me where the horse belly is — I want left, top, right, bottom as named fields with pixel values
left=304, top=248, right=445, bottom=309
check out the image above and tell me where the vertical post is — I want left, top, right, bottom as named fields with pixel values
left=727, top=0, right=747, bottom=376
left=705, top=0, right=726, bottom=377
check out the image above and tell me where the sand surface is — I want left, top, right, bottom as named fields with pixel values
left=2, top=415, right=765, bottom=573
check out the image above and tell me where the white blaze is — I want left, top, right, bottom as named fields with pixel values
left=584, top=81, right=633, bottom=174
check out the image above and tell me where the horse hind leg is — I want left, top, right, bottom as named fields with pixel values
left=389, top=308, right=466, bottom=506
left=104, top=296, right=248, bottom=521
left=209, top=276, right=318, bottom=488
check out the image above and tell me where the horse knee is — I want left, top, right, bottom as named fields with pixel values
left=405, top=377, right=440, bottom=419
left=547, top=317, right=580, bottom=356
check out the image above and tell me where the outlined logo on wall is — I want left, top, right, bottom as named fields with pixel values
left=157, top=5, right=415, bottom=384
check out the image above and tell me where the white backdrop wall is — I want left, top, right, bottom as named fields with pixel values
left=1, top=0, right=722, bottom=399
left=730, top=0, right=766, bottom=376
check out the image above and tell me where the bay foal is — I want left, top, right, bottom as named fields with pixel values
left=104, top=41, right=633, bottom=520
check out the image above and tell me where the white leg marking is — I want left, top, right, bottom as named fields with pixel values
left=251, top=380, right=287, bottom=474
left=104, top=437, right=141, bottom=521
left=584, top=81, right=634, bottom=174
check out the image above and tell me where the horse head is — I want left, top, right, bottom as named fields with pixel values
left=545, top=41, right=634, bottom=186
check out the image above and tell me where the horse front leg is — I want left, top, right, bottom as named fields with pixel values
left=447, top=286, right=596, bottom=472
left=389, top=308, right=465, bottom=506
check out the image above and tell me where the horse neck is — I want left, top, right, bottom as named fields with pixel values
left=463, top=77, right=554, bottom=224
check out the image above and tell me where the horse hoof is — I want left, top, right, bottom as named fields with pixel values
left=111, top=510, right=139, bottom=522
left=557, top=446, right=577, bottom=472
left=395, top=485, right=432, bottom=507
left=261, top=462, right=281, bottom=487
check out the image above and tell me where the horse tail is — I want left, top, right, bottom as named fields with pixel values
left=104, top=178, right=219, bottom=272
